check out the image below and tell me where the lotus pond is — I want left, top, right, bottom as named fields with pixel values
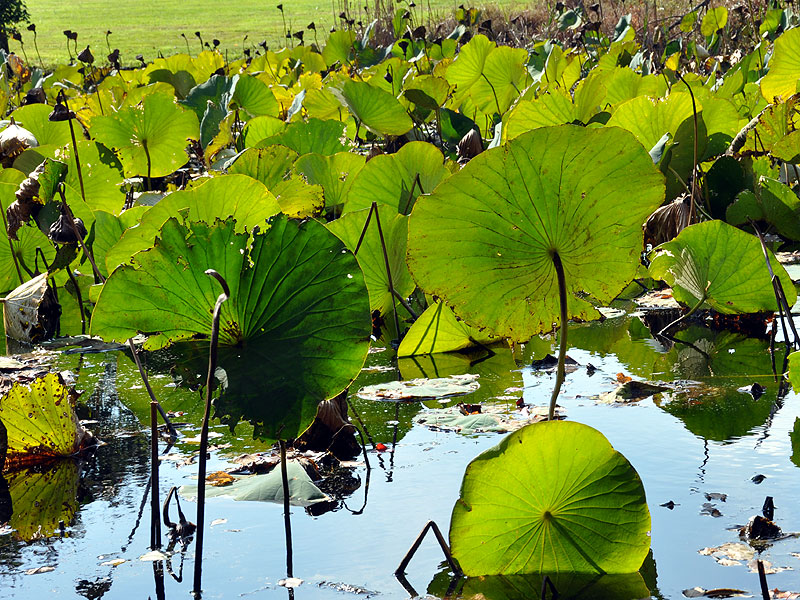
left=2, top=304, right=800, bottom=599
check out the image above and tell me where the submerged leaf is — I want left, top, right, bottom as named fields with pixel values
left=356, top=374, right=479, bottom=402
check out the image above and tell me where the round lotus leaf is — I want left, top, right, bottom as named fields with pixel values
left=105, top=174, right=279, bottom=271
left=761, top=28, right=800, bottom=102
left=407, top=125, right=665, bottom=341
left=450, top=420, right=651, bottom=576
left=335, top=80, right=412, bottom=136
left=648, top=219, right=796, bottom=314
left=91, top=92, right=200, bottom=178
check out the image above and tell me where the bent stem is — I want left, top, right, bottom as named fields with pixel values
left=548, top=251, right=568, bottom=421
left=192, top=269, right=230, bottom=598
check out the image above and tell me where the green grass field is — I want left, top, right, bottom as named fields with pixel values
left=12, top=0, right=524, bottom=67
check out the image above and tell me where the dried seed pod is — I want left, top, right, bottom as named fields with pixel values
left=366, top=144, right=384, bottom=162
left=48, top=102, right=76, bottom=122
left=77, top=45, right=94, bottom=63
left=22, top=87, right=46, bottom=105
left=457, top=128, right=483, bottom=165
left=49, top=212, right=87, bottom=244
left=0, top=118, right=39, bottom=167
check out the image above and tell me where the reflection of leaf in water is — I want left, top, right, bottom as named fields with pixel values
left=791, top=418, right=800, bottom=468
left=427, top=566, right=650, bottom=599
left=6, top=459, right=78, bottom=541
left=654, top=386, right=774, bottom=442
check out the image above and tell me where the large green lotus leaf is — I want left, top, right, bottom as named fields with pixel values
left=0, top=168, right=55, bottom=293
left=93, top=207, right=149, bottom=278
left=450, top=420, right=651, bottom=575
left=92, top=213, right=370, bottom=346
left=606, top=93, right=694, bottom=151
left=335, top=80, right=412, bottom=136
left=0, top=373, right=91, bottom=470
left=398, top=301, right=496, bottom=357
left=345, top=141, right=450, bottom=214
left=10, top=104, right=72, bottom=148
left=105, top=174, right=279, bottom=270
left=761, top=28, right=800, bottom=102
left=648, top=220, right=796, bottom=313
left=91, top=92, right=200, bottom=178
left=93, top=215, right=371, bottom=440
left=5, top=460, right=78, bottom=541
left=701, top=6, right=728, bottom=36
left=256, top=118, right=349, bottom=155
left=407, top=125, right=664, bottom=341
left=505, top=90, right=577, bottom=141
left=183, top=461, right=328, bottom=506
left=601, top=67, right=668, bottom=108
left=294, top=152, right=365, bottom=212
left=231, top=74, right=279, bottom=117
left=58, top=141, right=125, bottom=214
left=327, top=205, right=414, bottom=314
left=446, top=34, right=496, bottom=103
left=242, top=115, right=285, bottom=147
left=227, top=147, right=324, bottom=218
left=727, top=177, right=800, bottom=241
left=467, top=46, right=530, bottom=115
left=323, top=30, right=356, bottom=66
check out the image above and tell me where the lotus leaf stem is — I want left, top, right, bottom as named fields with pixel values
left=150, top=401, right=161, bottom=549
left=279, top=439, right=293, bottom=578
left=658, top=295, right=706, bottom=338
left=192, top=269, right=230, bottom=598
left=548, top=251, right=568, bottom=421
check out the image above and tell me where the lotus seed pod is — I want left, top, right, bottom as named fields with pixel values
left=0, top=118, right=39, bottom=167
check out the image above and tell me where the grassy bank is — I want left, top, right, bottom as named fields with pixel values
left=12, top=0, right=524, bottom=66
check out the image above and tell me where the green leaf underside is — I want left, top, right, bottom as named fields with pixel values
left=450, top=420, right=651, bottom=576
left=648, top=220, right=796, bottom=314
left=397, top=301, right=496, bottom=357
left=327, top=205, right=414, bottom=314
left=105, top=174, right=280, bottom=271
left=0, top=374, right=87, bottom=469
left=407, top=125, right=665, bottom=341
left=91, top=215, right=371, bottom=440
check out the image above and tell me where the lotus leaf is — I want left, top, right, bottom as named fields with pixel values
left=0, top=373, right=93, bottom=470
left=10, top=104, right=71, bottom=148
left=398, top=301, right=496, bottom=357
left=294, top=152, right=365, bottom=213
left=183, top=461, right=328, bottom=506
left=58, top=141, right=125, bottom=214
left=5, top=460, right=78, bottom=541
left=356, top=374, right=479, bottom=402
left=726, top=177, right=800, bottom=241
left=256, top=118, right=349, bottom=155
left=335, top=80, right=412, bottom=136
left=231, top=74, right=279, bottom=117
left=327, top=205, right=414, bottom=314
left=105, top=174, right=279, bottom=271
left=91, top=92, right=200, bottom=178
left=407, top=125, right=664, bottom=341
left=450, top=420, right=650, bottom=575
left=791, top=417, right=799, bottom=468
left=648, top=220, right=796, bottom=314
left=761, top=28, right=800, bottom=102
left=701, top=6, right=728, bottom=36
left=346, top=141, right=450, bottom=214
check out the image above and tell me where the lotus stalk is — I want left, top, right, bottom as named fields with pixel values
left=548, top=251, right=568, bottom=421
left=193, top=269, right=230, bottom=598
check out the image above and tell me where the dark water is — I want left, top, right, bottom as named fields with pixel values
left=1, top=311, right=800, bottom=599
